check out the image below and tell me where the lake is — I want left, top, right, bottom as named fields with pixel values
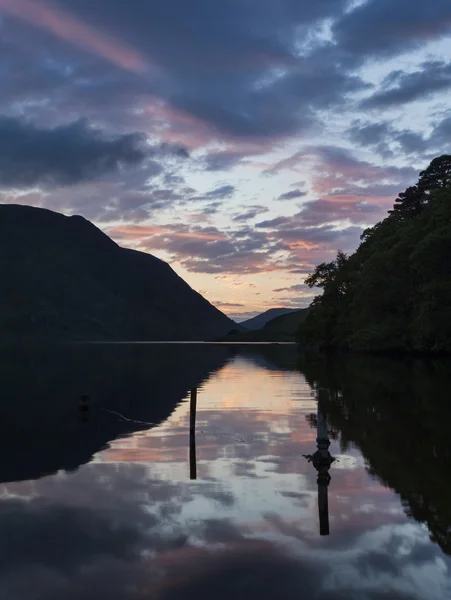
left=0, top=343, right=450, bottom=599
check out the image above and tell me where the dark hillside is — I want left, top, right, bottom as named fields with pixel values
left=223, top=308, right=309, bottom=342
left=240, top=308, right=299, bottom=330
left=0, top=204, right=238, bottom=340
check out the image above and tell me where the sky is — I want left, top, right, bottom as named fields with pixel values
left=1, top=0, right=451, bottom=321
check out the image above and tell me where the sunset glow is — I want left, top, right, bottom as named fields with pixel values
left=1, top=0, right=450, bottom=318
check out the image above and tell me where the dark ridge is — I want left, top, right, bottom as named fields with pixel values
left=0, top=204, right=239, bottom=341
left=240, top=308, right=300, bottom=331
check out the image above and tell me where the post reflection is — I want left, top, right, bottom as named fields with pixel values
left=189, top=387, right=197, bottom=480
left=303, top=388, right=335, bottom=536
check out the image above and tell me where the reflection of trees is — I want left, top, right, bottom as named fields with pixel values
left=299, top=354, right=451, bottom=555
left=233, top=345, right=298, bottom=371
left=304, top=414, right=339, bottom=441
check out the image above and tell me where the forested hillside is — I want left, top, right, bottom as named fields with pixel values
left=296, top=155, right=451, bottom=354
left=240, top=308, right=299, bottom=330
left=222, top=308, right=309, bottom=342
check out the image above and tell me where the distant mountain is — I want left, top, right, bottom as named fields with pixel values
left=223, top=308, right=310, bottom=342
left=263, top=309, right=309, bottom=335
left=0, top=204, right=239, bottom=340
left=240, top=308, right=301, bottom=330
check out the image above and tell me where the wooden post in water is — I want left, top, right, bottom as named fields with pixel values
left=189, top=387, right=198, bottom=480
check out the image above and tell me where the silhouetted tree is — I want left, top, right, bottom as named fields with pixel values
left=389, top=155, right=451, bottom=219
left=296, top=155, right=451, bottom=354
left=389, top=185, right=425, bottom=218
left=418, top=154, right=451, bottom=192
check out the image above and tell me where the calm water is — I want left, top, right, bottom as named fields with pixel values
left=0, top=344, right=450, bottom=599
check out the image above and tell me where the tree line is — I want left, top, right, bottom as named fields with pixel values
left=296, top=155, right=451, bottom=354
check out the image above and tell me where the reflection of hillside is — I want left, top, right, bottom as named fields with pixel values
left=299, top=355, right=451, bottom=555
left=235, top=345, right=298, bottom=371
left=0, top=343, right=233, bottom=484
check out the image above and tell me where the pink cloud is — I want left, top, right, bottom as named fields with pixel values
left=108, top=224, right=226, bottom=243
left=265, top=146, right=415, bottom=210
left=212, top=301, right=246, bottom=308
left=145, top=98, right=218, bottom=149
left=0, top=0, right=149, bottom=73
left=146, top=97, right=286, bottom=154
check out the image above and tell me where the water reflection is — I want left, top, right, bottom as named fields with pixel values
left=303, top=388, right=335, bottom=535
left=189, top=388, right=197, bottom=480
left=0, top=345, right=449, bottom=600
left=0, top=343, right=234, bottom=482
left=299, top=354, right=451, bottom=557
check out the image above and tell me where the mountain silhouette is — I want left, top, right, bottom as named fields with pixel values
left=0, top=204, right=238, bottom=340
left=240, top=308, right=300, bottom=330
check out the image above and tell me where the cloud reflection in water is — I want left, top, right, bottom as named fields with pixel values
left=0, top=349, right=449, bottom=600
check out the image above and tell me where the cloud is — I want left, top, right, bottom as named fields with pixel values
left=232, top=205, right=269, bottom=222
left=200, top=202, right=223, bottom=216
left=202, top=150, right=248, bottom=172
left=348, top=121, right=393, bottom=147
left=273, top=284, right=311, bottom=293
left=333, top=0, right=451, bottom=61
left=0, top=0, right=149, bottom=72
left=266, top=145, right=416, bottom=205
left=309, top=146, right=415, bottom=188
left=349, top=120, right=428, bottom=157
left=251, top=141, right=423, bottom=271
left=2, top=0, right=449, bottom=160
left=0, top=499, right=146, bottom=573
left=194, top=185, right=236, bottom=201
left=278, top=189, right=307, bottom=201
left=361, top=61, right=451, bottom=109
left=108, top=222, right=286, bottom=275
left=2, top=0, right=449, bottom=301
left=429, top=113, right=451, bottom=150
left=257, top=216, right=363, bottom=245
left=4, top=165, right=195, bottom=224
left=253, top=202, right=366, bottom=274
left=212, top=301, right=245, bottom=308
left=2, top=0, right=366, bottom=140
left=73, top=187, right=179, bottom=223
left=84, top=141, right=420, bottom=280
left=18, top=174, right=233, bottom=230
left=348, top=117, right=450, bottom=159
left=0, top=116, right=149, bottom=188
left=395, top=131, right=429, bottom=155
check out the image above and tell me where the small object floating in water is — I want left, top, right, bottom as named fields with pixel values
left=78, top=394, right=89, bottom=423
